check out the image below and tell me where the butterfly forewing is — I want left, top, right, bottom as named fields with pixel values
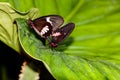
left=33, top=18, right=53, bottom=37
left=34, top=15, right=64, bottom=30
left=28, top=15, right=64, bottom=38
left=48, top=15, right=64, bottom=31
left=52, top=23, right=75, bottom=44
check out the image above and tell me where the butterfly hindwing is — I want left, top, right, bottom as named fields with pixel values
left=52, top=23, right=75, bottom=44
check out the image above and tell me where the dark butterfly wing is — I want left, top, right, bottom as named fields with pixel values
left=28, top=15, right=64, bottom=38
left=47, top=15, right=64, bottom=31
left=52, top=23, right=75, bottom=44
left=33, top=15, right=64, bottom=31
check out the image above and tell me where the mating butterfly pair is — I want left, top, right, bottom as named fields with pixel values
left=28, top=15, right=75, bottom=48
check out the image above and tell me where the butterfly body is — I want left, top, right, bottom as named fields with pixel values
left=28, top=15, right=75, bottom=48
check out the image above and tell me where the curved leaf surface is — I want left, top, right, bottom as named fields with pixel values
left=16, top=16, right=120, bottom=80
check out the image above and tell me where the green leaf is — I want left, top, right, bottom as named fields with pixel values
left=16, top=15, right=120, bottom=80
left=15, top=0, right=120, bottom=80
left=0, top=2, right=39, bottom=52
left=1, top=0, right=120, bottom=80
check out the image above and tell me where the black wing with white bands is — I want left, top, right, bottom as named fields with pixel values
left=33, top=15, right=64, bottom=31
left=28, top=15, right=64, bottom=38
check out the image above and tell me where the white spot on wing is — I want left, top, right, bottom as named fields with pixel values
left=52, top=32, right=61, bottom=37
left=33, top=26, right=49, bottom=37
left=40, top=26, right=49, bottom=36
left=46, top=17, right=52, bottom=25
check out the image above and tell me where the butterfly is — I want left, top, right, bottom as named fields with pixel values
left=28, top=15, right=75, bottom=48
